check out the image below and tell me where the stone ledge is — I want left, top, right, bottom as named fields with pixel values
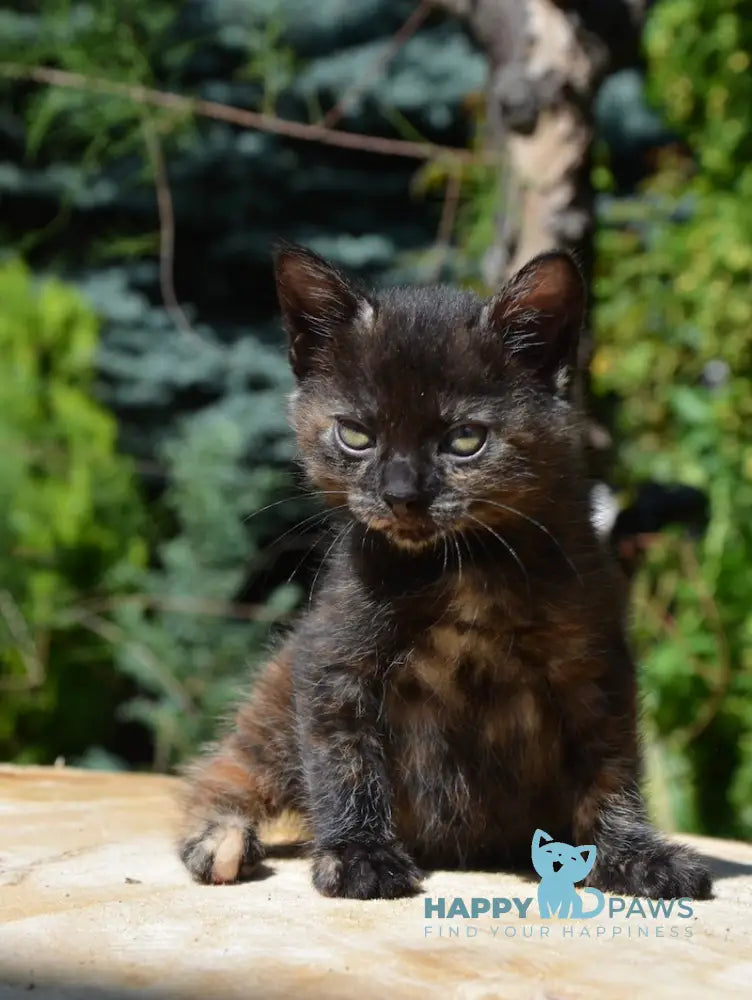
left=0, top=765, right=751, bottom=999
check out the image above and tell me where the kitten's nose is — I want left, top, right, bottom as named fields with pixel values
left=381, top=456, right=424, bottom=518
left=382, top=490, right=422, bottom=519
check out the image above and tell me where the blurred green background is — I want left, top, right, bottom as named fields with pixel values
left=0, top=0, right=750, bottom=840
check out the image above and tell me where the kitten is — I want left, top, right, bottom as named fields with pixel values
left=178, top=245, right=712, bottom=901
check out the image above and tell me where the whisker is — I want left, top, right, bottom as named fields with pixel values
left=242, top=490, right=344, bottom=525
left=308, top=522, right=352, bottom=604
left=459, top=531, right=478, bottom=576
left=451, top=531, right=463, bottom=585
left=286, top=537, right=322, bottom=585
left=283, top=507, right=349, bottom=584
left=466, top=514, right=531, bottom=599
left=471, top=498, right=582, bottom=586
left=268, top=504, right=349, bottom=552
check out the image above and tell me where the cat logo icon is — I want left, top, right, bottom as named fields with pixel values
left=531, top=829, right=604, bottom=919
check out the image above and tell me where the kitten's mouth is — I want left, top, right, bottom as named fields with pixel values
left=391, top=528, right=438, bottom=548
left=552, top=861, right=563, bottom=873
left=386, top=525, right=440, bottom=549
left=367, top=516, right=442, bottom=549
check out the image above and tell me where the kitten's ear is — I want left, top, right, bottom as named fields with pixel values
left=576, top=845, right=597, bottom=876
left=482, top=252, right=585, bottom=392
left=273, top=243, right=372, bottom=379
left=532, top=829, right=553, bottom=851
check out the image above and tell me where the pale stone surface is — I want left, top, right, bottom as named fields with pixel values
left=1, top=765, right=751, bottom=999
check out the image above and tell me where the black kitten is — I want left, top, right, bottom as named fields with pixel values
left=178, top=245, right=712, bottom=902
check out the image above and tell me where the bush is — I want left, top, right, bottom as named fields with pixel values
left=0, top=0, right=483, bottom=769
left=0, top=258, right=146, bottom=763
left=593, top=0, right=752, bottom=837
left=109, top=369, right=303, bottom=771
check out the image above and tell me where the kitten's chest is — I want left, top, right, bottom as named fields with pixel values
left=386, top=576, right=556, bottom=755
left=383, top=576, right=572, bottom=862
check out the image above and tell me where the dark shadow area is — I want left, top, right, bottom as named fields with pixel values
left=697, top=851, right=752, bottom=882
left=0, top=977, right=338, bottom=1000
left=235, top=860, right=276, bottom=883
left=263, top=840, right=311, bottom=859
left=417, top=846, right=752, bottom=893
left=210, top=835, right=752, bottom=892
left=1, top=983, right=175, bottom=1000
left=234, top=840, right=310, bottom=882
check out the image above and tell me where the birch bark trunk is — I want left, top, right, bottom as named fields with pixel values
left=438, top=0, right=646, bottom=376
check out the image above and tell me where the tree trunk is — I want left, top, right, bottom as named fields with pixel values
left=439, top=2, right=708, bottom=574
left=439, top=0, right=645, bottom=376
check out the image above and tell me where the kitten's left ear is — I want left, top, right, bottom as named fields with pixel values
left=273, top=243, right=373, bottom=379
left=482, top=251, right=585, bottom=392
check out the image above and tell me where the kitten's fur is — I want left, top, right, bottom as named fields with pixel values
left=178, top=245, right=711, bottom=901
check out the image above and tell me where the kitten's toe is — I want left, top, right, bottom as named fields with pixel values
left=588, top=841, right=712, bottom=900
left=179, top=817, right=264, bottom=885
left=312, top=842, right=423, bottom=899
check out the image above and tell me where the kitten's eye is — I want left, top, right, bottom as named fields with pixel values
left=442, top=424, right=487, bottom=458
left=335, top=419, right=375, bottom=453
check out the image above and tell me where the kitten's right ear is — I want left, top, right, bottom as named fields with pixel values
left=482, top=251, right=585, bottom=393
left=273, top=243, right=372, bottom=379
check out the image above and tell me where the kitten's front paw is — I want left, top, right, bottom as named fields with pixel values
left=588, top=841, right=712, bottom=900
left=312, top=842, right=423, bottom=899
left=179, top=817, right=264, bottom=885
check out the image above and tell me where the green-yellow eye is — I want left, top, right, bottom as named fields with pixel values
left=442, top=424, right=487, bottom=458
left=336, top=419, right=374, bottom=453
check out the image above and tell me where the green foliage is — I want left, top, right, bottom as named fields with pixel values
left=0, top=1, right=482, bottom=769
left=594, top=0, right=752, bottom=837
left=0, top=258, right=146, bottom=762
left=109, top=354, right=303, bottom=771
left=646, top=0, right=752, bottom=185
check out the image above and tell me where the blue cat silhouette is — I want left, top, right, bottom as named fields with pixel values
left=531, top=829, right=602, bottom=918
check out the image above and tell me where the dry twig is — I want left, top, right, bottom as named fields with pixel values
left=320, top=0, right=434, bottom=128
left=141, top=118, right=198, bottom=340
left=1, top=63, right=482, bottom=165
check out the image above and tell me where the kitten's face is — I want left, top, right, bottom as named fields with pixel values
left=274, top=246, right=585, bottom=550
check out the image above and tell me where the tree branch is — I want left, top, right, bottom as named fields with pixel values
left=1, top=62, right=483, bottom=165
left=140, top=119, right=198, bottom=340
left=320, top=0, right=434, bottom=128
